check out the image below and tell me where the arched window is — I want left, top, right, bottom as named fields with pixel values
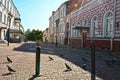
left=83, top=19, right=88, bottom=27
left=103, top=11, right=113, bottom=37
left=91, top=16, right=98, bottom=37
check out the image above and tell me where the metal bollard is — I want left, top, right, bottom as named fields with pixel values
left=91, top=42, right=95, bottom=74
left=35, top=41, right=41, bottom=76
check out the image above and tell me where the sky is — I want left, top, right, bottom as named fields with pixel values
left=13, top=0, right=68, bottom=31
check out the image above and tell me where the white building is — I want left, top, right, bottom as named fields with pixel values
left=0, top=0, right=23, bottom=43
left=49, top=1, right=68, bottom=45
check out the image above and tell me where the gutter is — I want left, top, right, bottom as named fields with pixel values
left=110, top=0, right=116, bottom=51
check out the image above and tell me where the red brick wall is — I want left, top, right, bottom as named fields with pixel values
left=115, top=0, right=120, bottom=37
left=66, top=0, right=89, bottom=14
left=65, top=0, right=120, bottom=52
left=69, top=38, right=81, bottom=47
left=70, top=0, right=114, bottom=36
left=113, top=40, right=120, bottom=52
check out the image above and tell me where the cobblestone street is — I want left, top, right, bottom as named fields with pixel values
left=0, top=42, right=120, bottom=80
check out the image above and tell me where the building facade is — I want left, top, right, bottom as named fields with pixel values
left=65, top=0, right=120, bottom=52
left=43, top=28, right=49, bottom=42
left=49, top=1, right=68, bottom=45
left=48, top=0, right=120, bottom=52
left=0, top=0, right=23, bottom=43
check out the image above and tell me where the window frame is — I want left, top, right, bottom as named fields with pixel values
left=103, top=10, right=114, bottom=37
left=91, top=15, right=98, bottom=37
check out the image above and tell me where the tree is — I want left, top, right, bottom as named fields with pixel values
left=24, top=29, right=43, bottom=41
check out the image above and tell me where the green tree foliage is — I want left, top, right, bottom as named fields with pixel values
left=24, top=29, right=43, bottom=41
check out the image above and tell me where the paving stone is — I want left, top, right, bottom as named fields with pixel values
left=0, top=42, right=119, bottom=80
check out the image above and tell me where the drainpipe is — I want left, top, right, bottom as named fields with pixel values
left=68, top=13, right=71, bottom=45
left=110, top=0, right=116, bottom=52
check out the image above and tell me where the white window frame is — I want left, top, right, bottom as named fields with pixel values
left=91, top=15, right=98, bottom=37
left=83, top=19, right=88, bottom=27
left=103, top=10, right=113, bottom=37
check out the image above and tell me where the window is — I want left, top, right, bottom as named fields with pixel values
left=103, top=11, right=113, bottom=37
left=4, top=14, right=6, bottom=24
left=76, top=29, right=80, bottom=37
left=5, top=0, right=6, bottom=7
left=91, top=16, right=98, bottom=37
left=83, top=19, right=88, bottom=27
left=4, top=30, right=6, bottom=36
left=7, top=1, right=9, bottom=9
left=0, top=12, right=2, bottom=22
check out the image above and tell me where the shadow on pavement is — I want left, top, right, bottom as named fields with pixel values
left=13, top=42, right=120, bottom=80
left=28, top=75, right=41, bottom=80
left=40, top=42, right=120, bottom=80
left=13, top=42, right=36, bottom=53
left=2, top=73, right=13, bottom=76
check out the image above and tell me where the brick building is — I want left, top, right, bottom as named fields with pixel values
left=65, top=0, right=120, bottom=52
left=48, top=0, right=120, bottom=52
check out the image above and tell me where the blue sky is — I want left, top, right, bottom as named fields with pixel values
left=13, top=0, right=68, bottom=31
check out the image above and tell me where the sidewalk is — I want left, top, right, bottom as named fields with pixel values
left=0, top=43, right=96, bottom=80
left=41, top=42, right=120, bottom=80
left=0, top=42, right=119, bottom=80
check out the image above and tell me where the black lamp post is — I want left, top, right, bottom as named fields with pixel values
left=91, top=40, right=95, bottom=80
left=7, top=12, right=13, bottom=46
left=55, top=19, right=60, bottom=47
left=35, top=40, right=41, bottom=76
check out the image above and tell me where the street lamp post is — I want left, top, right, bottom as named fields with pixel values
left=91, top=40, right=95, bottom=80
left=7, top=12, right=13, bottom=46
left=55, top=19, right=60, bottom=47
left=35, top=40, right=41, bottom=76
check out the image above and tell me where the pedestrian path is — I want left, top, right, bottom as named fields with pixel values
left=0, top=42, right=119, bottom=80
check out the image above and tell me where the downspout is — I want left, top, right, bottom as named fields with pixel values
left=68, top=13, right=72, bottom=45
left=111, top=0, right=116, bottom=52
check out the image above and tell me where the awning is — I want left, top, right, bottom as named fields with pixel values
left=73, top=26, right=89, bottom=30
left=73, top=26, right=89, bottom=33
left=14, top=18, right=21, bottom=22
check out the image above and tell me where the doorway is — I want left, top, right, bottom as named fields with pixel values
left=81, top=32, right=87, bottom=47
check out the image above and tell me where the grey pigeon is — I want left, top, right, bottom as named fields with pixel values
left=7, top=57, right=12, bottom=63
left=82, top=64, right=87, bottom=69
left=64, top=63, right=72, bottom=72
left=112, top=57, right=117, bottom=64
left=48, top=56, right=54, bottom=61
left=7, top=65, right=16, bottom=73
left=105, top=58, right=113, bottom=66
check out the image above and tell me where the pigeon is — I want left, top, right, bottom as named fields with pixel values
left=64, top=63, right=72, bottom=72
left=7, top=57, right=12, bottom=63
left=105, top=58, right=113, bottom=66
left=48, top=56, right=54, bottom=61
left=106, top=61, right=112, bottom=66
left=112, top=58, right=117, bottom=64
left=82, top=57, right=87, bottom=62
left=7, top=65, right=16, bottom=73
left=82, top=64, right=87, bottom=69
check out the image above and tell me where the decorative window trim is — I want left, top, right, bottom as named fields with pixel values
left=103, top=10, right=114, bottom=38
left=83, top=19, right=88, bottom=27
left=91, top=15, right=98, bottom=37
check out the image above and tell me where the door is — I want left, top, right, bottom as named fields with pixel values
left=81, top=32, right=87, bottom=47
